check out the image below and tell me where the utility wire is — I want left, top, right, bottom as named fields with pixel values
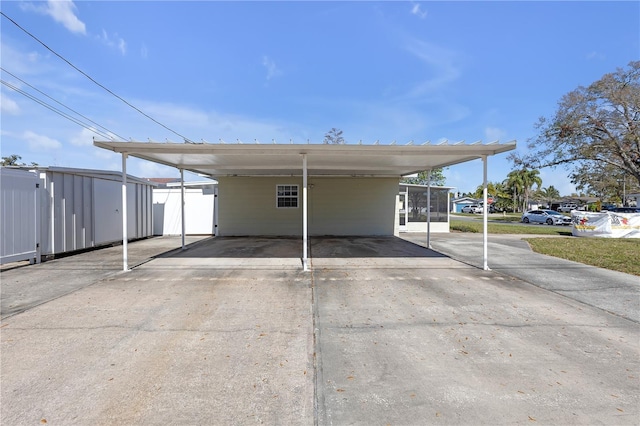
left=1, top=67, right=127, bottom=141
left=1, top=11, right=194, bottom=143
left=2, top=79, right=114, bottom=140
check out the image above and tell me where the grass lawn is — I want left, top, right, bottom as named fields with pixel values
left=450, top=219, right=639, bottom=276
left=524, top=237, right=640, bottom=276
left=450, top=219, right=572, bottom=235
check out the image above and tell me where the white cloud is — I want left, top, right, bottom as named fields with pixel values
left=140, top=43, right=149, bottom=59
left=410, top=3, right=428, bottom=19
left=139, top=101, right=210, bottom=129
left=135, top=160, right=178, bottom=178
left=94, top=149, right=118, bottom=161
left=22, top=0, right=86, bottom=35
left=22, top=130, right=62, bottom=151
left=262, top=56, right=282, bottom=80
left=118, top=38, right=127, bottom=56
left=98, top=30, right=127, bottom=55
left=71, top=127, right=102, bottom=146
left=586, top=51, right=605, bottom=61
left=401, top=39, right=461, bottom=98
left=484, top=127, right=507, bottom=142
left=0, top=42, right=47, bottom=76
left=0, top=93, right=21, bottom=115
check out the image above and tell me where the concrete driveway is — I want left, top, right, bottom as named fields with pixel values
left=1, top=236, right=638, bottom=425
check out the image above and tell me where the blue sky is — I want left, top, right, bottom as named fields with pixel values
left=1, top=1, right=638, bottom=195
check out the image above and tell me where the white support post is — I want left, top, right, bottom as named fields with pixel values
left=482, top=155, right=490, bottom=271
left=180, top=168, right=185, bottom=250
left=122, top=153, right=129, bottom=272
left=302, top=154, right=308, bottom=271
left=213, top=186, right=219, bottom=237
left=404, top=186, right=409, bottom=230
left=50, top=179, right=55, bottom=255
left=426, top=169, right=432, bottom=249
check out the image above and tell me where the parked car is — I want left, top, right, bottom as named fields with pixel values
left=609, top=207, right=640, bottom=213
left=557, top=203, right=578, bottom=213
left=521, top=209, right=572, bottom=225
left=462, top=204, right=483, bottom=214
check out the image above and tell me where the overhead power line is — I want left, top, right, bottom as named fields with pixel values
left=1, top=11, right=194, bottom=143
left=2, top=78, right=114, bottom=140
left=1, top=67, right=127, bottom=141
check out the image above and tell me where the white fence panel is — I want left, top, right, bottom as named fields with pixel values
left=1, top=168, right=40, bottom=264
left=153, top=187, right=216, bottom=235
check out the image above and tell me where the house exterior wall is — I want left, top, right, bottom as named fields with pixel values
left=217, top=177, right=302, bottom=236
left=308, top=177, right=398, bottom=236
left=217, top=176, right=398, bottom=236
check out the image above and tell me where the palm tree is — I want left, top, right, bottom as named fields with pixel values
left=505, top=168, right=542, bottom=212
left=521, top=169, right=543, bottom=211
left=536, top=185, right=561, bottom=209
left=505, top=170, right=524, bottom=212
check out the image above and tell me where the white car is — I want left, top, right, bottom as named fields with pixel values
left=557, top=204, right=578, bottom=212
left=521, top=209, right=572, bottom=225
left=462, top=204, right=483, bottom=214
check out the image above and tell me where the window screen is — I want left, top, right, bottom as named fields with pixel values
left=276, top=185, right=298, bottom=208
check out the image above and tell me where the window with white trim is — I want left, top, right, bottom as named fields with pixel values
left=276, top=184, right=299, bottom=208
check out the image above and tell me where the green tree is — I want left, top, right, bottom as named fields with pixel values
left=401, top=169, right=446, bottom=186
left=470, top=181, right=501, bottom=199
left=504, top=170, right=524, bottom=213
left=516, top=61, right=640, bottom=188
left=323, top=128, right=345, bottom=144
left=402, top=169, right=446, bottom=220
left=535, top=185, right=561, bottom=208
left=469, top=181, right=512, bottom=212
left=568, top=162, right=639, bottom=203
left=504, top=168, right=542, bottom=212
left=1, top=154, right=37, bottom=166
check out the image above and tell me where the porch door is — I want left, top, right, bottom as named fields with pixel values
left=398, top=192, right=407, bottom=232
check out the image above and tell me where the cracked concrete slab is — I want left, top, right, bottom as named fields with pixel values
left=1, top=235, right=638, bottom=425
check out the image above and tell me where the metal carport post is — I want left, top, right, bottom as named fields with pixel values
left=121, top=153, right=129, bottom=272
left=302, top=154, right=309, bottom=271
left=180, top=168, right=185, bottom=251
left=426, top=169, right=432, bottom=249
left=482, top=155, right=489, bottom=271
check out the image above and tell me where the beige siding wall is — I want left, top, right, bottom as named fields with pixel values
left=217, top=177, right=302, bottom=236
left=217, top=176, right=398, bottom=236
left=308, top=177, right=397, bottom=236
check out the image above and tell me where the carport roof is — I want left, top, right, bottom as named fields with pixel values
left=93, top=140, right=516, bottom=178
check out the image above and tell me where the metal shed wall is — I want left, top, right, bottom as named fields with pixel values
left=0, top=168, right=40, bottom=264
left=37, top=169, right=154, bottom=256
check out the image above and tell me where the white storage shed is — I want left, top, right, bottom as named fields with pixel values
left=1, top=168, right=40, bottom=264
left=2, top=166, right=154, bottom=260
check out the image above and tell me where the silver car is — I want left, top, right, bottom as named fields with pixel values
left=521, top=209, right=572, bottom=225
left=462, top=204, right=483, bottom=214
